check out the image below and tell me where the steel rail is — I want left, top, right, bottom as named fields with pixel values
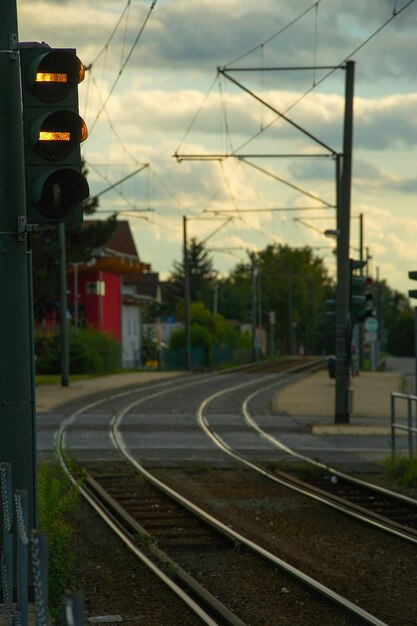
left=110, top=366, right=388, bottom=626
left=53, top=360, right=300, bottom=625
left=197, top=374, right=417, bottom=546
left=82, top=472, right=247, bottom=626
left=69, top=469, right=221, bottom=626
left=241, top=379, right=417, bottom=510
left=54, top=374, right=247, bottom=626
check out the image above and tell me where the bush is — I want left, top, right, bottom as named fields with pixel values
left=38, top=461, right=80, bottom=614
left=383, top=455, right=417, bottom=488
left=35, top=328, right=120, bottom=375
left=35, top=334, right=61, bottom=374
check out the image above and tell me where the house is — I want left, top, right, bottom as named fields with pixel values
left=67, top=220, right=157, bottom=368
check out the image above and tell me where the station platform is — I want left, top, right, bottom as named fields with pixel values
left=274, top=368, right=404, bottom=435
left=35, top=370, right=185, bottom=413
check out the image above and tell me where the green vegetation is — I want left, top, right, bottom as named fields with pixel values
left=169, top=301, right=250, bottom=365
left=383, top=455, right=417, bottom=488
left=38, top=460, right=80, bottom=615
left=35, top=328, right=120, bottom=375
left=134, top=532, right=155, bottom=548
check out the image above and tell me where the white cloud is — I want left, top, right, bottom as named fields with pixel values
left=16, top=0, right=417, bottom=292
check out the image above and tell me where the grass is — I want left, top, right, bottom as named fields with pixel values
left=383, top=455, right=417, bottom=488
left=38, top=459, right=81, bottom=617
left=36, top=369, right=139, bottom=386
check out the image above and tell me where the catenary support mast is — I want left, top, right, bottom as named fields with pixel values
left=0, top=0, right=37, bottom=536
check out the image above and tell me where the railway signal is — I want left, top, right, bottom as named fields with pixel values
left=324, top=297, right=336, bottom=320
left=350, top=259, right=373, bottom=322
left=19, top=43, right=89, bottom=223
left=408, top=271, right=417, bottom=300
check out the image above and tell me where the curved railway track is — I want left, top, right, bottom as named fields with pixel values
left=234, top=376, right=417, bottom=543
left=54, top=358, right=398, bottom=625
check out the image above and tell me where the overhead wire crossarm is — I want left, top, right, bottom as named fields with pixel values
left=218, top=67, right=339, bottom=157
left=220, top=65, right=339, bottom=72
left=175, top=153, right=332, bottom=162
left=92, top=163, right=149, bottom=200
left=205, top=206, right=333, bottom=214
left=239, top=158, right=334, bottom=208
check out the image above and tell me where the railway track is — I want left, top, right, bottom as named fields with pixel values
left=78, top=460, right=386, bottom=626
left=234, top=377, right=417, bottom=544
left=56, top=358, right=395, bottom=625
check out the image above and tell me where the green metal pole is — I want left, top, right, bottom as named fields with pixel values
left=0, top=0, right=37, bottom=537
left=183, top=216, right=191, bottom=370
left=59, top=224, right=69, bottom=386
left=251, top=260, right=257, bottom=362
left=358, top=213, right=364, bottom=370
left=335, top=60, right=355, bottom=424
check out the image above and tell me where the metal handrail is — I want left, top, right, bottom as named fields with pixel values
left=390, top=392, right=417, bottom=457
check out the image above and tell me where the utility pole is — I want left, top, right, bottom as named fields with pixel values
left=183, top=216, right=191, bottom=370
left=288, top=275, right=295, bottom=355
left=335, top=60, right=355, bottom=424
left=0, top=0, right=37, bottom=535
left=251, top=260, right=258, bottom=363
left=59, top=224, right=69, bottom=387
left=358, top=212, right=364, bottom=370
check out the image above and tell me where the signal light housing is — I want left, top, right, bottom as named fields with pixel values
left=19, top=43, right=89, bottom=223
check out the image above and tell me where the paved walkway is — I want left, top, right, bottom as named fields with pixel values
left=274, top=365, right=407, bottom=435
left=36, top=371, right=186, bottom=413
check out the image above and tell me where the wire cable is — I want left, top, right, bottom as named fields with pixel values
left=224, top=1, right=320, bottom=67
left=89, top=0, right=157, bottom=134
left=88, top=1, right=132, bottom=68
left=174, top=74, right=218, bottom=157
left=230, top=0, right=416, bottom=155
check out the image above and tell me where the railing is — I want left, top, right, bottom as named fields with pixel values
left=0, top=462, right=84, bottom=625
left=390, top=392, right=417, bottom=458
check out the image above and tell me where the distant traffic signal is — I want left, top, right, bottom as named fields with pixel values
left=19, top=43, right=89, bottom=223
left=350, top=259, right=373, bottom=322
left=408, top=271, right=417, bottom=300
left=324, top=297, right=336, bottom=320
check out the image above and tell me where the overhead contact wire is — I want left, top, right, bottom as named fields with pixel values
left=89, top=0, right=157, bottom=135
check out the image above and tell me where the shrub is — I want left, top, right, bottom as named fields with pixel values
left=38, top=461, right=80, bottom=614
left=35, top=328, right=120, bottom=375
left=35, top=334, right=61, bottom=374
left=383, top=455, right=417, bottom=488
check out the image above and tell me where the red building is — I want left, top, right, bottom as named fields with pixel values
left=37, top=220, right=158, bottom=367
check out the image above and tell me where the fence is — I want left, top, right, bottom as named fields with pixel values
left=0, top=462, right=83, bottom=625
left=159, top=346, right=252, bottom=371
left=390, top=392, right=417, bottom=458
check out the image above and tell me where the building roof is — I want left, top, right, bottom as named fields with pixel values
left=101, top=220, right=140, bottom=260
left=124, top=271, right=160, bottom=298
left=73, top=220, right=150, bottom=276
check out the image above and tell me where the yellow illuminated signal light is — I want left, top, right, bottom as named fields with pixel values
left=36, top=72, right=68, bottom=84
left=39, top=131, right=71, bottom=141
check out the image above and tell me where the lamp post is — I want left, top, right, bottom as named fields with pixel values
left=183, top=216, right=191, bottom=370
left=70, top=262, right=83, bottom=331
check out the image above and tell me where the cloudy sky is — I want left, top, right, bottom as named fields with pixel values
left=17, top=0, right=417, bottom=294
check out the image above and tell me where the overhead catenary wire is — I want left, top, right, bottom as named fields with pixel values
left=174, top=74, right=219, bottom=158
left=239, top=158, right=334, bottom=208
left=224, top=1, right=321, bottom=67
left=88, top=1, right=132, bottom=68
left=89, top=162, right=149, bottom=213
left=88, top=0, right=157, bottom=135
left=176, top=0, right=416, bottom=161
left=228, top=0, right=416, bottom=155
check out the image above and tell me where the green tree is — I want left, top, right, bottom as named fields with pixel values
left=171, top=238, right=216, bottom=308
left=169, top=301, right=244, bottom=364
left=376, top=280, right=414, bottom=356
left=217, top=262, right=252, bottom=322
left=218, top=245, right=333, bottom=355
